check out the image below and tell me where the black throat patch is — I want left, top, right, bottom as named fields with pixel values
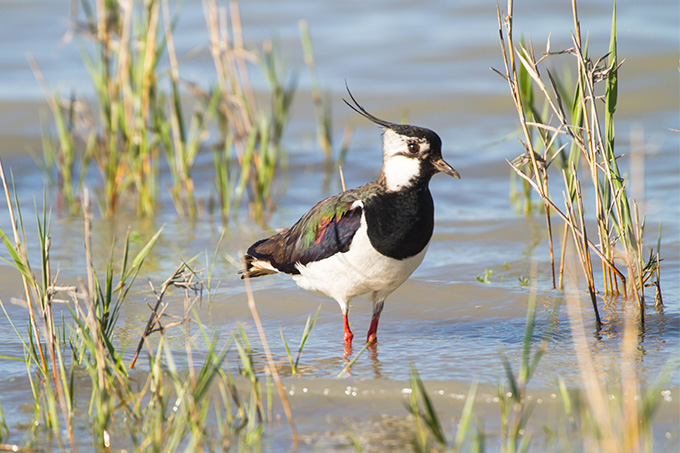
left=363, top=184, right=434, bottom=260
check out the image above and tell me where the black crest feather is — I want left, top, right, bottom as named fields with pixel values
left=342, top=82, right=400, bottom=129
left=343, top=82, right=442, bottom=147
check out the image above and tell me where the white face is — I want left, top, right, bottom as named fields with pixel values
left=381, top=129, right=430, bottom=191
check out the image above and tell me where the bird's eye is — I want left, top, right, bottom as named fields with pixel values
left=407, top=142, right=419, bottom=154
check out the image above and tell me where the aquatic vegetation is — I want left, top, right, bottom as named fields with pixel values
left=0, top=174, right=285, bottom=449
left=299, top=20, right=353, bottom=170
left=280, top=304, right=321, bottom=377
left=494, top=0, right=661, bottom=323
left=0, top=0, right=676, bottom=451
left=405, top=290, right=678, bottom=453
left=34, top=0, right=333, bottom=223
left=476, top=268, right=493, bottom=284
left=1, top=160, right=677, bottom=450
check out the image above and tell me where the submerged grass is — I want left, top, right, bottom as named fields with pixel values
left=0, top=170, right=294, bottom=450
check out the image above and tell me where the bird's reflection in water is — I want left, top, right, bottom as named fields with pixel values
left=341, top=341, right=382, bottom=378
left=368, top=343, right=383, bottom=378
left=343, top=342, right=353, bottom=361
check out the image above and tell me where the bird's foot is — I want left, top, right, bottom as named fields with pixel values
left=343, top=322, right=354, bottom=360
left=366, top=332, right=377, bottom=344
left=344, top=330, right=354, bottom=343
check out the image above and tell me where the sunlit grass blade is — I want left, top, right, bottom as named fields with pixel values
left=294, top=305, right=321, bottom=371
left=454, top=381, right=478, bottom=448
left=280, top=327, right=295, bottom=373
left=121, top=226, right=164, bottom=285
left=279, top=304, right=321, bottom=376
left=407, top=366, right=446, bottom=447
left=336, top=341, right=371, bottom=379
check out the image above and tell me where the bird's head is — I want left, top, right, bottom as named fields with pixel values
left=344, top=87, right=460, bottom=192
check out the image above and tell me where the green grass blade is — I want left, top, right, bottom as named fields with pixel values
left=0, top=227, right=32, bottom=281
left=121, top=226, right=163, bottom=284
left=280, top=327, right=295, bottom=374
left=336, top=341, right=371, bottom=379
left=410, top=366, right=446, bottom=446
left=455, top=381, right=478, bottom=447
left=293, top=304, right=321, bottom=371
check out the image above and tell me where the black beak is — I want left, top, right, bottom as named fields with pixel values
left=432, top=157, right=460, bottom=179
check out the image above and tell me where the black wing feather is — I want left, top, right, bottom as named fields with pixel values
left=242, top=189, right=366, bottom=276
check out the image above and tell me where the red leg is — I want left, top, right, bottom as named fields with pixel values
left=366, top=313, right=380, bottom=344
left=343, top=312, right=354, bottom=344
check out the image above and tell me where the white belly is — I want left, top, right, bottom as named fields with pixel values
left=292, top=213, right=428, bottom=310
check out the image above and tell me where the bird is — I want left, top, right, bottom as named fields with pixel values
left=240, top=88, right=460, bottom=346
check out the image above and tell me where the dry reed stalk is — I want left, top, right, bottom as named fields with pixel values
left=653, top=252, right=662, bottom=308
left=495, top=2, right=557, bottom=290
left=163, top=0, right=197, bottom=216
left=564, top=279, right=617, bottom=451
left=558, top=223, right=569, bottom=290
left=630, top=201, right=645, bottom=323
left=204, top=0, right=256, bottom=144
left=228, top=0, right=257, bottom=113
left=339, top=166, right=346, bottom=192
left=41, top=233, right=59, bottom=410
left=80, top=189, right=112, bottom=450
left=493, top=0, right=662, bottom=325
left=507, top=159, right=625, bottom=287
left=129, top=262, right=190, bottom=369
left=567, top=174, right=601, bottom=324
left=42, top=228, right=77, bottom=450
left=116, top=0, right=133, bottom=127
left=563, top=251, right=657, bottom=452
left=240, top=262, right=298, bottom=447
left=38, top=204, right=77, bottom=449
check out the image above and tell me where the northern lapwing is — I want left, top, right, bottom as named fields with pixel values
left=240, top=89, right=460, bottom=346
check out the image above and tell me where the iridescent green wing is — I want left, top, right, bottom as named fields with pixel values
left=246, top=183, right=375, bottom=274
left=290, top=189, right=363, bottom=262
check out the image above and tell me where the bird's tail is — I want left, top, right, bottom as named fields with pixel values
left=239, top=254, right=280, bottom=279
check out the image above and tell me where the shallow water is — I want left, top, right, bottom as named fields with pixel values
left=0, top=0, right=679, bottom=449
